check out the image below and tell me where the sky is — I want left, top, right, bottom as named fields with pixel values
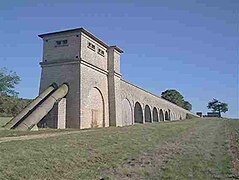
left=0, top=0, right=238, bottom=118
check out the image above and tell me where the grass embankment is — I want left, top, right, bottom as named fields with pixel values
left=0, top=117, right=11, bottom=127
left=0, top=118, right=238, bottom=179
left=0, top=117, right=71, bottom=138
left=159, top=119, right=239, bottom=179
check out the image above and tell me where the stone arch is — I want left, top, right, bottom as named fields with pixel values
left=171, top=112, right=174, bottom=120
left=183, top=114, right=186, bottom=119
left=165, top=110, right=170, bottom=121
left=145, top=105, right=152, bottom=123
left=87, top=87, right=105, bottom=128
left=159, top=109, right=164, bottom=121
left=122, top=98, right=133, bottom=126
left=172, top=112, right=175, bottom=120
left=153, top=107, right=159, bottom=122
left=134, top=102, right=143, bottom=123
left=168, top=109, right=171, bottom=121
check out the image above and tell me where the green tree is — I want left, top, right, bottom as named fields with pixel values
left=0, top=67, right=20, bottom=96
left=161, top=89, right=184, bottom=107
left=0, top=93, right=32, bottom=117
left=0, top=67, right=31, bottom=117
left=207, top=99, right=228, bottom=117
left=161, top=89, right=192, bottom=111
left=183, top=101, right=192, bottom=111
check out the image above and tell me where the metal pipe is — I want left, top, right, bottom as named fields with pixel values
left=14, top=84, right=68, bottom=130
left=4, top=83, right=58, bottom=129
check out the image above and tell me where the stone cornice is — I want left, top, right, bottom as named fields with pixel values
left=38, top=27, right=123, bottom=53
left=39, top=59, right=123, bottom=78
left=121, top=79, right=197, bottom=116
left=80, top=59, right=108, bottom=75
left=40, top=60, right=80, bottom=67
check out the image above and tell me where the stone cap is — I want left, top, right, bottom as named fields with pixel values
left=38, top=27, right=123, bottom=53
left=109, top=45, right=124, bottom=53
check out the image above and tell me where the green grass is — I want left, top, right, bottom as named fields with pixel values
left=0, top=117, right=72, bottom=138
left=159, top=120, right=236, bottom=179
left=0, top=117, right=11, bottom=127
left=0, top=118, right=238, bottom=180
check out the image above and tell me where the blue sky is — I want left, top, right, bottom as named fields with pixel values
left=0, top=0, right=238, bottom=118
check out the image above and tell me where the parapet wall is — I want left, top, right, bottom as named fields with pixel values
left=120, top=79, right=196, bottom=125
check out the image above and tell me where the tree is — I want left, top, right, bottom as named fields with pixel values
left=161, top=89, right=192, bottom=111
left=161, top=90, right=184, bottom=107
left=207, top=99, right=228, bottom=117
left=0, top=67, right=31, bottom=117
left=0, top=94, right=32, bottom=117
left=0, top=67, right=20, bottom=96
left=183, top=101, right=192, bottom=111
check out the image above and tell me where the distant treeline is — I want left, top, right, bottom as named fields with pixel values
left=0, top=95, right=32, bottom=117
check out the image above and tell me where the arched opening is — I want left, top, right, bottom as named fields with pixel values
left=172, top=112, right=175, bottom=120
left=170, top=112, right=173, bottom=120
left=153, top=107, right=159, bottom=122
left=134, top=102, right=143, bottom=123
left=122, top=99, right=133, bottom=126
left=145, top=105, right=152, bottom=123
left=165, top=111, right=170, bottom=121
left=168, top=109, right=171, bottom=121
left=87, top=87, right=104, bottom=128
left=159, top=109, right=164, bottom=121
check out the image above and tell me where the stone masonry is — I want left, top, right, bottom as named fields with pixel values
left=38, top=28, right=196, bottom=129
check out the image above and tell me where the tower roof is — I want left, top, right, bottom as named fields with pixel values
left=38, top=27, right=123, bottom=53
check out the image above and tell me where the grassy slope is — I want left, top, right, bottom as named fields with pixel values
left=0, top=118, right=238, bottom=180
left=159, top=119, right=239, bottom=179
left=0, top=117, right=71, bottom=138
left=0, top=117, right=11, bottom=127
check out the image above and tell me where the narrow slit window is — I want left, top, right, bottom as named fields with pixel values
left=62, top=40, right=68, bottom=45
left=56, top=41, right=61, bottom=45
left=97, top=48, right=105, bottom=56
left=55, top=39, right=68, bottom=47
left=87, top=42, right=96, bottom=51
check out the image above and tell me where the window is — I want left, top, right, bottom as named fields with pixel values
left=55, top=39, right=68, bottom=47
left=97, top=48, right=105, bottom=57
left=87, top=42, right=95, bottom=51
left=56, top=40, right=61, bottom=46
left=62, top=40, right=68, bottom=45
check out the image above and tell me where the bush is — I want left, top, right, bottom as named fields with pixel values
left=186, top=113, right=197, bottom=119
left=0, top=94, right=32, bottom=117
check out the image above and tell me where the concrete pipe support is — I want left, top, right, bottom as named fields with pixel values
left=4, top=83, right=58, bottom=129
left=14, top=84, right=68, bottom=130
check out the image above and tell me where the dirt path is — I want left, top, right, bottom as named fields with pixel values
left=0, top=130, right=82, bottom=143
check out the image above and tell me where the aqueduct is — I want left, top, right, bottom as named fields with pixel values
left=5, top=27, right=197, bottom=130
left=120, top=79, right=188, bottom=126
